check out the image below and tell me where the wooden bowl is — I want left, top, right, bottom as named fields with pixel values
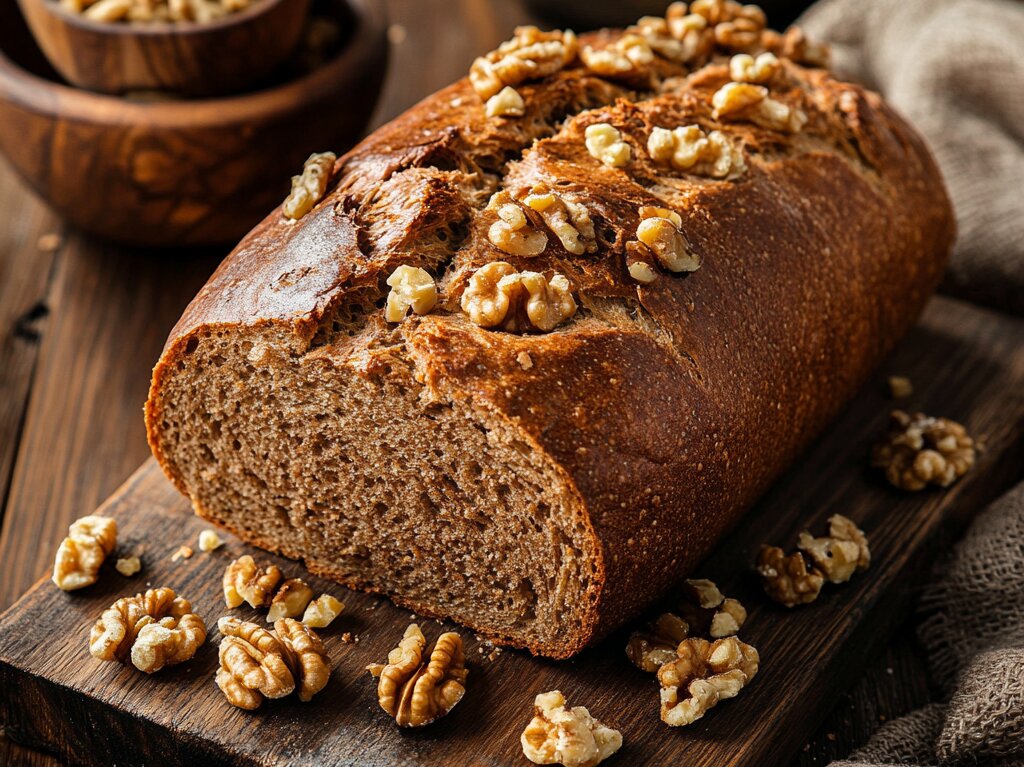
left=17, top=0, right=313, bottom=96
left=0, top=0, right=387, bottom=247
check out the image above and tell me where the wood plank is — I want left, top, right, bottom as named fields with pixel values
left=1, top=295, right=1021, bottom=767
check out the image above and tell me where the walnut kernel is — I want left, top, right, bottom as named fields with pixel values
left=198, top=529, right=223, bottom=552
left=729, top=51, right=780, bottom=83
left=677, top=578, right=748, bottom=638
left=89, top=587, right=206, bottom=673
left=580, top=33, right=654, bottom=78
left=712, top=82, right=806, bottom=133
left=756, top=545, right=824, bottom=607
left=469, top=26, right=578, bottom=100
left=487, top=192, right=548, bottom=257
left=53, top=515, right=117, bottom=591
left=461, top=262, right=576, bottom=333
left=626, top=612, right=690, bottom=672
left=274, top=618, right=331, bottom=702
left=585, top=123, right=631, bottom=168
left=267, top=578, right=315, bottom=623
left=647, top=124, right=745, bottom=178
left=871, top=411, right=975, bottom=491
left=367, top=623, right=468, bottom=727
left=521, top=690, right=623, bottom=767
left=486, top=86, right=526, bottom=118
left=635, top=207, right=701, bottom=273
left=115, top=556, right=141, bottom=577
left=223, top=555, right=283, bottom=609
left=522, top=186, right=597, bottom=255
left=888, top=375, right=913, bottom=399
left=796, top=515, right=871, bottom=585
left=658, top=636, right=759, bottom=726
left=216, top=617, right=295, bottom=710
left=282, top=152, right=336, bottom=221
left=302, top=594, right=345, bottom=628
left=385, top=265, right=438, bottom=322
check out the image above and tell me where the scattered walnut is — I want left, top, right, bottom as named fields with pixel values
left=366, top=623, right=468, bottom=727
left=171, top=545, right=193, bottom=562
left=626, top=612, right=690, bottom=672
left=223, top=555, right=283, bottom=609
left=485, top=86, right=526, bottom=118
left=384, top=265, right=438, bottom=322
left=658, top=636, right=759, bottom=726
left=777, top=26, right=830, bottom=68
left=282, top=152, right=336, bottom=221
left=756, top=545, right=824, bottom=607
left=521, top=690, right=623, bottom=767
left=216, top=617, right=295, bottom=710
left=522, top=186, right=597, bottom=255
left=469, top=26, right=578, bottom=100
left=461, top=262, right=576, bottom=333
left=302, top=594, right=345, bottom=628
left=585, top=123, right=631, bottom=168
left=678, top=578, right=748, bottom=638
left=267, top=579, right=315, bottom=623
left=486, top=191, right=548, bottom=257
left=888, top=376, right=913, bottom=399
left=52, top=515, right=117, bottom=591
left=634, top=11, right=711, bottom=64
left=647, top=124, right=745, bottom=178
left=580, top=33, right=654, bottom=78
left=89, top=587, right=206, bottom=673
left=115, top=556, right=141, bottom=577
left=198, top=529, right=223, bottom=552
left=712, top=82, right=807, bottom=133
left=635, top=206, right=701, bottom=273
left=871, top=410, right=976, bottom=491
left=730, top=52, right=780, bottom=83
left=274, top=618, right=331, bottom=702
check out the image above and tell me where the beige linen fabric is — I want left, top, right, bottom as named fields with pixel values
left=800, top=0, right=1024, bottom=314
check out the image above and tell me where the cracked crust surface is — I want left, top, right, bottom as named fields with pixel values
left=146, top=26, right=953, bottom=658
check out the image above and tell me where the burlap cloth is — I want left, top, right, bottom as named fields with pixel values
left=800, top=0, right=1024, bottom=315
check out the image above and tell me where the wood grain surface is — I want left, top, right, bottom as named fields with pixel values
left=1, top=296, right=1022, bottom=767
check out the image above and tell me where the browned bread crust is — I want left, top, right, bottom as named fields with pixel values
left=146, top=19, right=953, bottom=658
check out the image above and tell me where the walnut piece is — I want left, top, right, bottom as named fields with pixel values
left=89, top=587, right=206, bottom=673
left=366, top=623, right=468, bottom=727
left=198, top=529, right=223, bottom=552
left=756, top=545, right=824, bottom=607
left=171, top=544, right=193, bottom=561
left=384, top=265, right=438, bottom=322
left=888, top=375, right=913, bottom=399
left=486, top=86, right=526, bottom=118
left=115, top=556, right=141, bottom=577
left=658, top=636, right=760, bottom=726
left=626, top=612, right=690, bottom=672
left=521, top=690, right=623, bottom=767
left=487, top=191, right=548, bottom=257
left=522, top=186, right=597, bottom=255
left=729, top=51, right=780, bottom=83
left=274, top=618, right=331, bottom=702
left=871, top=410, right=976, bottom=491
left=580, top=33, right=654, bottom=78
left=68, top=0, right=255, bottom=23
left=635, top=206, right=701, bottom=273
left=647, top=124, right=745, bottom=179
left=223, top=555, right=283, bottom=609
left=633, top=11, right=711, bottom=65
left=216, top=617, right=295, bottom=710
left=52, top=515, right=117, bottom=591
left=678, top=578, right=748, bottom=639
left=585, top=123, right=632, bottom=168
left=266, top=578, right=315, bottom=623
left=302, top=594, right=345, bottom=628
left=282, top=152, right=336, bottom=221
left=777, top=26, right=830, bottom=68
left=469, top=26, right=578, bottom=100
left=712, top=82, right=807, bottom=133
left=461, top=262, right=577, bottom=333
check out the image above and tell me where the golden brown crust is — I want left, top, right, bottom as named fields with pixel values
left=146, top=24, right=953, bottom=657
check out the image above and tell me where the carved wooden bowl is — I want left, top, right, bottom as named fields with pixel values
left=0, top=0, right=387, bottom=247
left=17, top=0, right=313, bottom=97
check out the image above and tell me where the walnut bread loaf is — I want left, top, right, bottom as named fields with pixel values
left=146, top=3, right=953, bottom=659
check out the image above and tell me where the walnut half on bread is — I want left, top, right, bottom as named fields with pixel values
left=145, top=2, right=954, bottom=658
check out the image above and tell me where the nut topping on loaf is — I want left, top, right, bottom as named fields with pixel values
left=147, top=2, right=954, bottom=657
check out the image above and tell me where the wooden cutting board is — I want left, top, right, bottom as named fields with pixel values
left=1, top=296, right=1022, bottom=767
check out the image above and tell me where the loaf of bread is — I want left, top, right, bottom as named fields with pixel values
left=146, top=4, right=953, bottom=659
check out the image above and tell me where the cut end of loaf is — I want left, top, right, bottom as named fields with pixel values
left=146, top=320, right=603, bottom=658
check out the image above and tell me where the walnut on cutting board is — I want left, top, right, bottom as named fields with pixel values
left=626, top=612, right=691, bottom=672
left=266, top=578, right=315, bottom=623
left=677, top=578, right=747, bottom=638
left=871, top=410, right=975, bottom=491
left=366, top=623, right=468, bottom=727
left=52, top=515, right=117, bottom=591
left=223, top=555, right=283, bottom=609
left=302, top=594, right=345, bottom=628
left=658, top=636, right=760, bottom=727
left=521, top=690, right=623, bottom=767
left=89, top=587, right=206, bottom=673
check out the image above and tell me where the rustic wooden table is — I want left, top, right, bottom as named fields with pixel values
left=0, top=0, right=940, bottom=764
